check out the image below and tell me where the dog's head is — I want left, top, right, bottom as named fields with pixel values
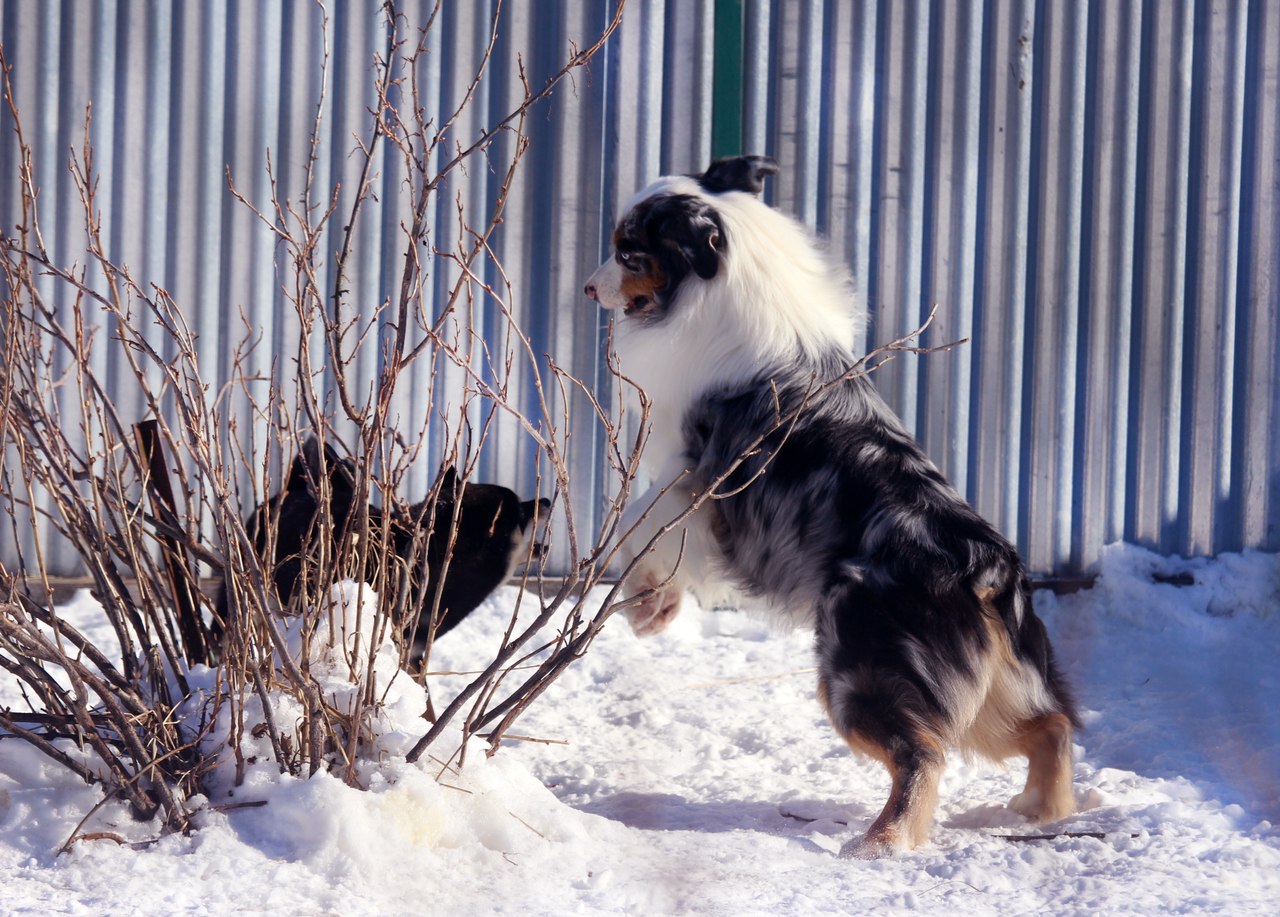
left=443, top=475, right=549, bottom=558
left=584, top=155, right=778, bottom=323
left=406, top=465, right=550, bottom=566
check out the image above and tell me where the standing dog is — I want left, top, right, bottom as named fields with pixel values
left=584, top=156, right=1079, bottom=856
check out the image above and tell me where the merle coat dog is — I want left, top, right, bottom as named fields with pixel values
left=584, top=155, right=1079, bottom=856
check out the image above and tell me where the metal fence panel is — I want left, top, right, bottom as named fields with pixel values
left=1, top=0, right=1277, bottom=577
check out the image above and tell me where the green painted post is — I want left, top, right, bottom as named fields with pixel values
left=712, top=0, right=745, bottom=159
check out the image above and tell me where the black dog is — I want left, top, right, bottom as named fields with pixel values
left=218, top=439, right=547, bottom=658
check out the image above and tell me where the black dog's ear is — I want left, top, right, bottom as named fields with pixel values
left=298, top=437, right=338, bottom=472
left=285, top=452, right=311, bottom=492
left=289, top=437, right=328, bottom=490
left=519, top=496, right=551, bottom=526
left=301, top=437, right=356, bottom=488
left=300, top=436, right=324, bottom=473
left=438, top=464, right=459, bottom=499
left=697, top=155, right=779, bottom=195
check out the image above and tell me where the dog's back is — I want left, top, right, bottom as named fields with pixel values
left=396, top=472, right=548, bottom=660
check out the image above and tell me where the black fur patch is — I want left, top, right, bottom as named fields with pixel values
left=395, top=469, right=548, bottom=657
left=234, top=438, right=362, bottom=612
left=696, top=155, right=779, bottom=195
left=612, top=194, right=726, bottom=321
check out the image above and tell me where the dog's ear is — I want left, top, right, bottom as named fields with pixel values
left=519, top=496, right=551, bottom=526
left=650, top=197, right=725, bottom=281
left=289, top=437, right=328, bottom=491
left=298, top=436, right=338, bottom=473
left=680, top=206, right=725, bottom=280
left=697, top=155, right=778, bottom=195
left=688, top=230, right=723, bottom=279
left=301, top=436, right=357, bottom=492
left=438, top=464, right=458, bottom=499
left=284, top=452, right=311, bottom=492
left=300, top=436, right=323, bottom=474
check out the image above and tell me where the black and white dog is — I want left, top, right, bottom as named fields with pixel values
left=584, top=156, right=1079, bottom=856
left=219, top=438, right=547, bottom=662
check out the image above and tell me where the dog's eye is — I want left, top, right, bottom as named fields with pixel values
left=617, top=249, right=640, bottom=269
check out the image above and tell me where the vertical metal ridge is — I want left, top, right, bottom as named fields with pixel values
left=917, top=0, right=983, bottom=497
left=1074, top=0, right=1142, bottom=571
left=1022, top=0, right=1090, bottom=571
left=1180, top=0, right=1251, bottom=556
left=1235, top=0, right=1280, bottom=552
left=1128, top=0, right=1195, bottom=561
left=868, top=0, right=932, bottom=436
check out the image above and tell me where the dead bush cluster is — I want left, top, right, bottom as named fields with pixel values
left=0, top=3, right=653, bottom=839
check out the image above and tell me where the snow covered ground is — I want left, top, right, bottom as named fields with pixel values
left=1, top=543, right=1278, bottom=915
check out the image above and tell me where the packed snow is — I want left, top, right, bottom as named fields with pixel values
left=1, top=543, right=1278, bottom=915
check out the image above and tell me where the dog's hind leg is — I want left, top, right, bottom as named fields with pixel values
left=1009, top=712, right=1075, bottom=823
left=847, top=734, right=944, bottom=858
left=819, top=677, right=945, bottom=857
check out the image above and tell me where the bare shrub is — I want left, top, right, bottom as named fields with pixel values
left=0, top=3, right=638, bottom=837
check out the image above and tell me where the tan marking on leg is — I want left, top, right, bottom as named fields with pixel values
left=1009, top=712, right=1075, bottom=822
left=961, top=601, right=1057, bottom=762
left=836, top=728, right=944, bottom=857
left=969, top=590, right=1076, bottom=820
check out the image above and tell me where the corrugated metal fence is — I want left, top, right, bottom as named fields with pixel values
left=1, top=0, right=1277, bottom=577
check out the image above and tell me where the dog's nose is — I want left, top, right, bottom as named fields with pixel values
left=584, top=283, right=597, bottom=300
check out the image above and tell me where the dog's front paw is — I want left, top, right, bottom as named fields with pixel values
left=838, top=834, right=902, bottom=860
left=1009, top=787, right=1074, bottom=824
left=625, top=582, right=684, bottom=636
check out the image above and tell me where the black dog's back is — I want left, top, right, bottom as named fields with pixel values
left=397, top=469, right=548, bottom=656
left=216, top=439, right=359, bottom=629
